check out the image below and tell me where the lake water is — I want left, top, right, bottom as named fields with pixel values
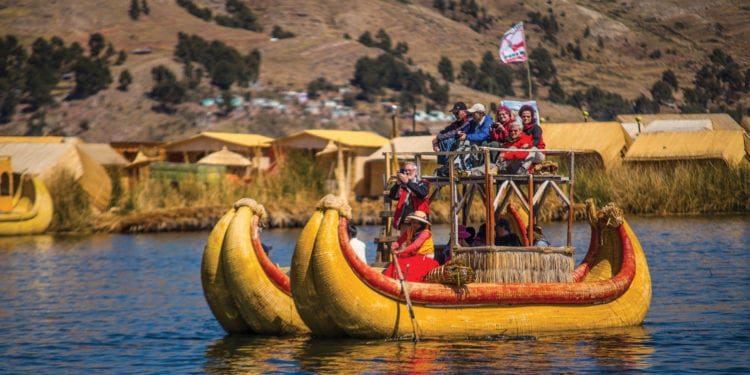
left=1, top=216, right=748, bottom=373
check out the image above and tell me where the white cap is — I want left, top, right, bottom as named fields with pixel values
left=467, top=103, right=486, bottom=113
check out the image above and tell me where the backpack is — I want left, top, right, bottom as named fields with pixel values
left=453, top=142, right=484, bottom=171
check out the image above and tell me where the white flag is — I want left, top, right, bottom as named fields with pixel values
left=499, top=22, right=527, bottom=63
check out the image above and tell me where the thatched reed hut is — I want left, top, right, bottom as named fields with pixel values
left=272, top=130, right=389, bottom=198
left=541, top=122, right=632, bottom=170
left=0, top=137, right=113, bottom=212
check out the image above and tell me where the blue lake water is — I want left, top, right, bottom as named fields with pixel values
left=1, top=216, right=748, bottom=373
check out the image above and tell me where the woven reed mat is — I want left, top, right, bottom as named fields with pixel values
left=452, top=246, right=574, bottom=283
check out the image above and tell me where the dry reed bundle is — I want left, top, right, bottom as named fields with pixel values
left=452, top=246, right=574, bottom=283
left=423, top=260, right=476, bottom=286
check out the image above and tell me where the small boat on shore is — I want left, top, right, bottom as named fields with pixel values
left=200, top=198, right=309, bottom=335
left=0, top=169, right=53, bottom=236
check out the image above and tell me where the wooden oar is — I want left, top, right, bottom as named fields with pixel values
left=392, top=254, right=419, bottom=342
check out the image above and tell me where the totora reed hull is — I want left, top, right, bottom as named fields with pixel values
left=201, top=198, right=309, bottom=335
left=298, top=195, right=651, bottom=339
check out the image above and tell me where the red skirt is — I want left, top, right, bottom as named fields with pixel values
left=384, top=254, right=439, bottom=282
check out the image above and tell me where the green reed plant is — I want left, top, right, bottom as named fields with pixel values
left=47, top=169, right=92, bottom=233
left=575, top=161, right=749, bottom=214
left=121, top=151, right=327, bottom=213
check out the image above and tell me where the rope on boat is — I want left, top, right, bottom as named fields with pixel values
left=585, top=199, right=624, bottom=229
left=316, top=194, right=352, bottom=219
left=233, top=198, right=267, bottom=220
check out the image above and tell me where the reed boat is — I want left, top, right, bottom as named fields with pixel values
left=201, top=198, right=309, bottom=335
left=298, top=195, right=650, bottom=339
left=293, top=148, right=651, bottom=339
left=0, top=172, right=53, bottom=236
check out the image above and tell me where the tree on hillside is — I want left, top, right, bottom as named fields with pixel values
left=118, top=70, right=132, bottom=91
left=548, top=80, right=565, bottom=104
left=211, top=60, right=237, bottom=90
left=71, top=58, right=112, bottom=99
left=307, top=77, right=336, bottom=99
left=529, top=47, right=556, bottom=85
left=115, top=50, right=127, bottom=65
left=650, top=80, right=673, bottom=103
left=149, top=65, right=186, bottom=112
left=271, top=25, right=295, bottom=39
left=26, top=38, right=59, bottom=109
left=141, top=0, right=150, bottom=15
left=566, top=86, right=632, bottom=120
left=88, top=33, right=105, bottom=58
left=437, top=56, right=454, bottom=82
left=0, top=35, right=26, bottom=121
left=393, top=41, right=409, bottom=58
left=375, top=29, right=392, bottom=52
left=661, top=69, right=678, bottom=90
left=358, top=31, right=374, bottom=47
left=433, top=0, right=446, bottom=13
left=129, top=0, right=140, bottom=20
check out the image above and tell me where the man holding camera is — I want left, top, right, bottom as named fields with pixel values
left=388, top=161, right=431, bottom=231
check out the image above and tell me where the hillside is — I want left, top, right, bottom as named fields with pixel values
left=0, top=0, right=748, bottom=142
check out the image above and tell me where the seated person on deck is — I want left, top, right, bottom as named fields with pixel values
left=494, top=218, right=522, bottom=246
left=496, top=120, right=535, bottom=174
left=433, top=101, right=470, bottom=166
left=384, top=211, right=439, bottom=282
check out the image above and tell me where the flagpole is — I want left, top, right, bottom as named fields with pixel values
left=525, top=58, right=533, bottom=100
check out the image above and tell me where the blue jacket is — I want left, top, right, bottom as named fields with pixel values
left=465, top=114, right=492, bottom=143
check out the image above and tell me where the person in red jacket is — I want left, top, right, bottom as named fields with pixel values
left=485, top=105, right=515, bottom=163
left=519, top=104, right=546, bottom=164
left=496, top=121, right=535, bottom=174
left=384, top=210, right=439, bottom=282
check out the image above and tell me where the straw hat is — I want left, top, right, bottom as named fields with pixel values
left=405, top=210, right=430, bottom=225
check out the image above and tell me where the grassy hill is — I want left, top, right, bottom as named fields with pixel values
left=0, top=0, right=748, bottom=142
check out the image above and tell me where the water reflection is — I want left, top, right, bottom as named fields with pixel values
left=202, top=325, right=654, bottom=373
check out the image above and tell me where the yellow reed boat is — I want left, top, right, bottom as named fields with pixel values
left=292, top=148, right=651, bottom=340
left=0, top=164, right=53, bottom=236
left=200, top=198, right=309, bottom=335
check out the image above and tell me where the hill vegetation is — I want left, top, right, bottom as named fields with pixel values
left=0, top=0, right=748, bottom=142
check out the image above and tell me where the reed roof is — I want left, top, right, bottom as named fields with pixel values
left=77, top=143, right=129, bottom=166
left=623, top=130, right=747, bottom=166
left=165, top=132, right=273, bottom=150
left=363, top=135, right=436, bottom=162
left=541, top=122, right=630, bottom=170
left=616, top=113, right=743, bottom=131
left=197, top=146, right=251, bottom=166
left=274, top=130, right=389, bottom=150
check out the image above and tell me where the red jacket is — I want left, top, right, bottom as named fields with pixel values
left=389, top=178, right=431, bottom=228
left=501, top=133, right=533, bottom=160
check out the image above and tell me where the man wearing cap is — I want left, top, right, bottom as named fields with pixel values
left=459, top=103, right=492, bottom=145
left=432, top=101, right=470, bottom=166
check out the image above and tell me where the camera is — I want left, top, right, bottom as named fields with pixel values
left=398, top=168, right=407, bottom=174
